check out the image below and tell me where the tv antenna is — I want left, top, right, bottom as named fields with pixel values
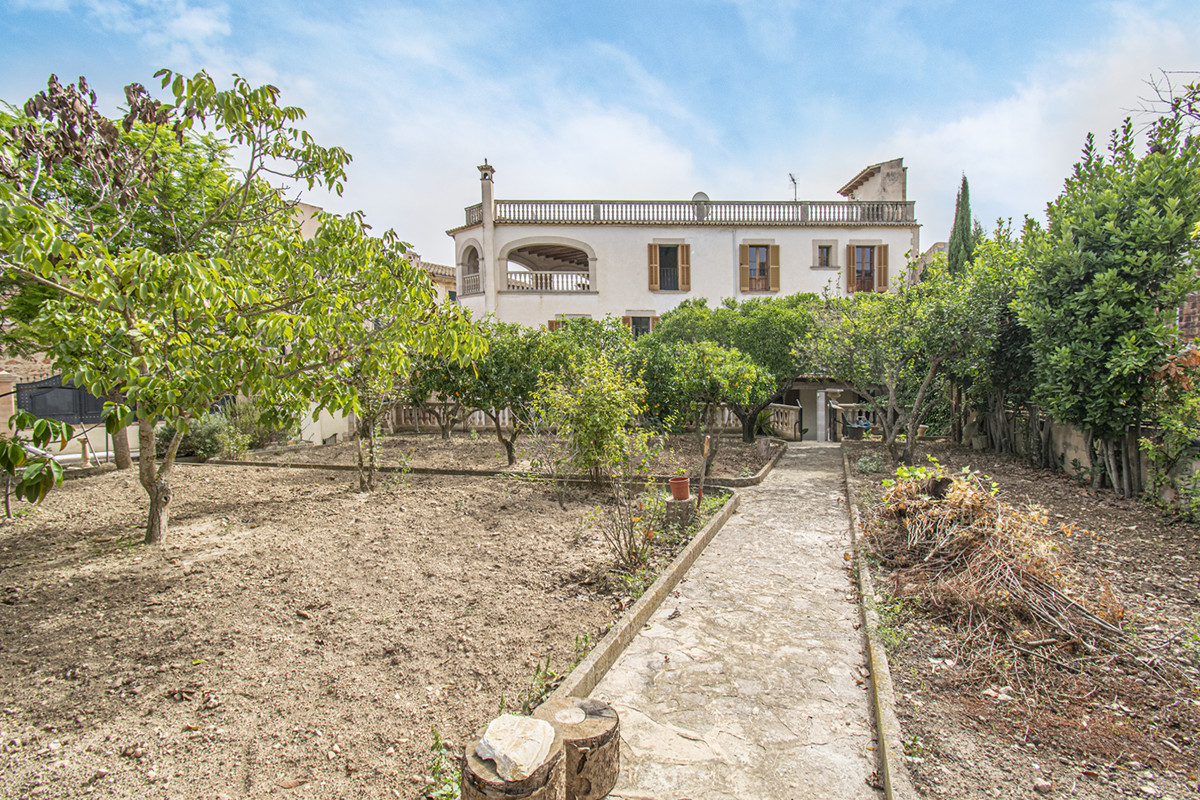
left=788, top=173, right=798, bottom=201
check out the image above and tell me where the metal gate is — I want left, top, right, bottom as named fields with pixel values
left=15, top=374, right=107, bottom=425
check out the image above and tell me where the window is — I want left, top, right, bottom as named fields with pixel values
left=854, top=246, right=874, bottom=292
left=648, top=244, right=691, bottom=291
left=739, top=244, right=780, bottom=292
left=747, top=246, right=769, bottom=291
left=844, top=244, right=889, bottom=293
left=623, top=315, right=659, bottom=339
left=817, top=245, right=831, bottom=268
left=659, top=245, right=679, bottom=291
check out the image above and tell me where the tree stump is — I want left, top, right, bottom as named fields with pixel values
left=533, top=697, right=620, bottom=800
left=664, top=497, right=695, bottom=528
left=462, top=724, right=565, bottom=800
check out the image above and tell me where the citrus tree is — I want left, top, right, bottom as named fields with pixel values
left=459, top=320, right=544, bottom=465
left=802, top=259, right=986, bottom=464
left=651, top=296, right=817, bottom=442
left=0, top=71, right=479, bottom=543
left=1020, top=117, right=1200, bottom=496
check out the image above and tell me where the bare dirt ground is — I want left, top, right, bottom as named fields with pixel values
left=845, top=440, right=1200, bottom=800
left=256, top=432, right=775, bottom=479
left=0, top=464, right=643, bottom=799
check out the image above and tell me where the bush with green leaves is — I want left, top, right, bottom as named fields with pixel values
left=223, top=396, right=297, bottom=451
left=534, top=352, right=647, bottom=484
left=1020, top=116, right=1200, bottom=497
left=156, top=414, right=227, bottom=460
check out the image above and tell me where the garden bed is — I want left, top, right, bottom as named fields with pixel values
left=0, top=464, right=726, bottom=798
left=844, top=440, right=1200, bottom=799
left=251, top=432, right=777, bottom=480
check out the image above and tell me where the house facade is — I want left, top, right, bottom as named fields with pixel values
left=446, top=159, right=921, bottom=331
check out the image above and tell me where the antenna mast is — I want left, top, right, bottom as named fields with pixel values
left=788, top=173, right=798, bottom=202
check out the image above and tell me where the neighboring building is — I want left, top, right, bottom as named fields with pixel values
left=1180, top=291, right=1200, bottom=341
left=913, top=240, right=948, bottom=281
left=405, top=250, right=457, bottom=301
left=446, top=159, right=921, bottom=330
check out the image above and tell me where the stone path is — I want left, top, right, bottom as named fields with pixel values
left=592, top=443, right=879, bottom=800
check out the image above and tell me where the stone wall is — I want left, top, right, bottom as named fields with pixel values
left=1179, top=291, right=1200, bottom=340
left=0, top=353, right=56, bottom=383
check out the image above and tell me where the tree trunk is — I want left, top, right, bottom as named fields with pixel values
left=488, top=412, right=517, bottom=466
left=740, top=412, right=756, bottom=444
left=951, top=384, right=962, bottom=445
left=139, top=416, right=180, bottom=545
left=107, top=390, right=133, bottom=470
left=1121, top=429, right=1133, bottom=499
left=144, top=479, right=172, bottom=545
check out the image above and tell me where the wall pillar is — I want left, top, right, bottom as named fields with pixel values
left=816, top=389, right=828, bottom=443
left=0, top=372, right=17, bottom=436
left=479, top=161, right=497, bottom=312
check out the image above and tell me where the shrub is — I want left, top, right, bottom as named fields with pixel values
left=534, top=353, right=646, bottom=484
left=224, top=396, right=297, bottom=451
left=156, top=414, right=227, bottom=459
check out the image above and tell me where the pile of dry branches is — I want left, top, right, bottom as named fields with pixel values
left=864, top=467, right=1131, bottom=674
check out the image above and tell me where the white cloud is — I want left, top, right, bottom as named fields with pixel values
left=889, top=3, right=1200, bottom=245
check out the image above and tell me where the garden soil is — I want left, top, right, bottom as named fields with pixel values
left=0, top=464, right=629, bottom=799
left=256, top=432, right=773, bottom=479
left=845, top=440, right=1200, bottom=800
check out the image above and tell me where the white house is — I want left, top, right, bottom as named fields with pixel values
left=446, top=159, right=921, bottom=332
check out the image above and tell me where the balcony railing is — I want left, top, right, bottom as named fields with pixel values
left=462, top=198, right=915, bottom=227
left=505, top=270, right=591, bottom=293
left=746, top=274, right=771, bottom=291
left=460, top=272, right=482, bottom=295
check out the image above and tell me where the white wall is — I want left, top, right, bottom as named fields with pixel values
left=457, top=222, right=920, bottom=327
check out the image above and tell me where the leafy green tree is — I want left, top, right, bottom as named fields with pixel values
left=946, top=174, right=980, bottom=274
left=952, top=221, right=1038, bottom=456
left=541, top=316, right=635, bottom=376
left=652, top=295, right=818, bottom=442
left=459, top=320, right=545, bottom=465
left=1019, top=117, right=1200, bottom=497
left=802, top=260, right=985, bottom=464
left=0, top=71, right=479, bottom=543
left=534, top=352, right=646, bottom=485
left=407, top=350, right=474, bottom=440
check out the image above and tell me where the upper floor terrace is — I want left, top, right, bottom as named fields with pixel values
left=450, top=197, right=916, bottom=233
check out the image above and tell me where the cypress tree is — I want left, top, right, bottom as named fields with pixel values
left=947, top=174, right=976, bottom=273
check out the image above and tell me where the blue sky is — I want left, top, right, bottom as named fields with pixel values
left=3, top=0, right=1198, bottom=265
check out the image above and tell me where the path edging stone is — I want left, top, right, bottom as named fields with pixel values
left=842, top=448, right=918, bottom=800
left=550, top=487, right=743, bottom=701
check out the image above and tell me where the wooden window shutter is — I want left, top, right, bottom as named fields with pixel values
left=739, top=244, right=750, bottom=292
left=649, top=316, right=660, bottom=331
left=547, top=319, right=562, bottom=332
left=679, top=244, right=691, bottom=291
left=845, top=245, right=855, bottom=293
left=648, top=244, right=660, bottom=291
left=876, top=244, right=889, bottom=292
left=621, top=315, right=632, bottom=330
left=768, top=244, right=781, bottom=292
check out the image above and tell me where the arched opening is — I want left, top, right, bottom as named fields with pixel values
left=460, top=245, right=481, bottom=295
left=504, top=243, right=591, bottom=292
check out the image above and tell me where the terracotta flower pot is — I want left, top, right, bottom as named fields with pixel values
left=669, top=476, right=690, bottom=501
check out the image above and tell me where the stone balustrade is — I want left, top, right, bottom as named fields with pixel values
left=462, top=199, right=916, bottom=227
